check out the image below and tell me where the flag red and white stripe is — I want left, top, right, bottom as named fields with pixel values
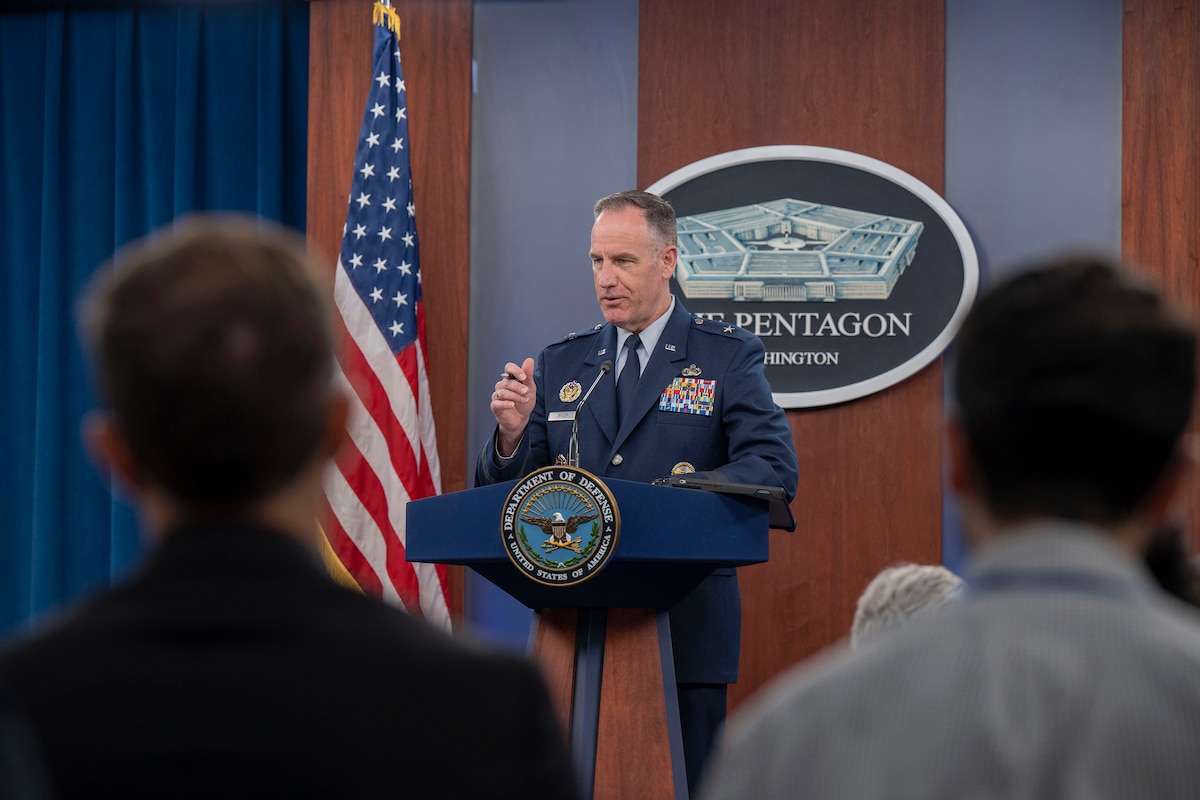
left=321, top=2, right=449, bottom=628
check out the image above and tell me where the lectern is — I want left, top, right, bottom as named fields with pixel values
left=407, top=475, right=772, bottom=800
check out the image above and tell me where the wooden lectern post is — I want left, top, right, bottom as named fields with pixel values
left=406, top=477, right=772, bottom=800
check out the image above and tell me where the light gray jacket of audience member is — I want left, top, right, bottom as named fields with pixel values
left=702, top=520, right=1200, bottom=800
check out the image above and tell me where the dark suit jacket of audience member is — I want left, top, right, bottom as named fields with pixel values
left=0, top=523, right=579, bottom=800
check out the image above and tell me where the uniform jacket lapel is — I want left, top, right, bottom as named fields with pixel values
left=611, top=302, right=691, bottom=453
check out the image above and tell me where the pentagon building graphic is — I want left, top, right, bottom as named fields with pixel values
left=675, top=199, right=924, bottom=302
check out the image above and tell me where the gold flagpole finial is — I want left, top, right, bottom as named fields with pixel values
left=373, top=1, right=401, bottom=38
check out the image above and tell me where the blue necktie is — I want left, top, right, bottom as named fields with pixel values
left=616, top=334, right=641, bottom=424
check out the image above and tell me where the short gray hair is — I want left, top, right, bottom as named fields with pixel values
left=851, top=564, right=965, bottom=648
left=593, top=190, right=678, bottom=251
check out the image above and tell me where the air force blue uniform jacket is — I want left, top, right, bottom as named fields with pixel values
left=476, top=299, right=798, bottom=684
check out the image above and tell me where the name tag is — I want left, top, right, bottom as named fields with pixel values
left=548, top=411, right=576, bottom=423
left=659, top=378, right=716, bottom=416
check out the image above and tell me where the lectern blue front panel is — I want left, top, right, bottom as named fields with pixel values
left=407, top=477, right=771, bottom=609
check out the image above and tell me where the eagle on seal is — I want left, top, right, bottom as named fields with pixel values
left=521, top=510, right=598, bottom=545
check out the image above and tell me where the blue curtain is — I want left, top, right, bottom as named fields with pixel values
left=0, top=2, right=309, bottom=634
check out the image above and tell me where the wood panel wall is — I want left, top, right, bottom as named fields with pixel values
left=307, top=0, right=473, bottom=617
left=638, top=0, right=947, bottom=711
left=1123, top=0, right=1200, bottom=540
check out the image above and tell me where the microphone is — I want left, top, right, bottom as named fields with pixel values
left=568, top=360, right=613, bottom=468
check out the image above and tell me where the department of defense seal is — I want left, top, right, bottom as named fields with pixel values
left=501, top=467, right=621, bottom=587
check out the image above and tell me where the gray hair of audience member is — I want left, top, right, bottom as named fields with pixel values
left=851, top=564, right=965, bottom=648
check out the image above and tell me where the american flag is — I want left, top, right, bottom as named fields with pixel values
left=321, top=2, right=449, bottom=627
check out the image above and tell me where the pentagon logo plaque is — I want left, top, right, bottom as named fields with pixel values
left=647, top=146, right=979, bottom=409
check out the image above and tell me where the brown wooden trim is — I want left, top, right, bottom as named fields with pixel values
left=1122, top=0, right=1200, bottom=542
left=638, top=0, right=947, bottom=712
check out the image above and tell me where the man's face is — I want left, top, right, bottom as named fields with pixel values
left=589, top=206, right=677, bottom=333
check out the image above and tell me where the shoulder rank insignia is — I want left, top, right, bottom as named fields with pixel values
left=559, top=381, right=582, bottom=403
left=681, top=364, right=702, bottom=377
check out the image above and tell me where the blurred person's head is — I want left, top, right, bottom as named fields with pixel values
left=80, top=215, right=346, bottom=536
left=949, top=255, right=1195, bottom=549
left=851, top=564, right=965, bottom=648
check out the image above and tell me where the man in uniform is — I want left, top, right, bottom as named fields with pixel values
left=477, top=190, right=799, bottom=790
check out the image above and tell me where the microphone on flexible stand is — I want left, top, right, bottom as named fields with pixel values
left=568, top=360, right=613, bottom=468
